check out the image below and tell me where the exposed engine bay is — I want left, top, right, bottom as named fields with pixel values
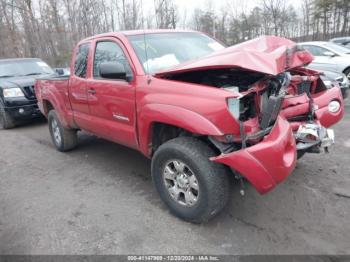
left=165, top=68, right=292, bottom=128
left=165, top=67, right=336, bottom=155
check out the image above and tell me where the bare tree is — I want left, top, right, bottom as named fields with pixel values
left=1, top=0, right=350, bottom=67
left=116, top=0, right=141, bottom=30
left=154, top=0, right=178, bottom=29
left=262, top=0, right=286, bottom=35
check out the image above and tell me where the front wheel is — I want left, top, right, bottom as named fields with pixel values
left=0, top=105, right=15, bottom=129
left=151, top=137, right=230, bottom=223
left=345, top=68, right=350, bottom=81
left=48, top=110, right=78, bottom=152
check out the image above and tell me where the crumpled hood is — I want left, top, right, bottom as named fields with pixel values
left=155, top=35, right=313, bottom=77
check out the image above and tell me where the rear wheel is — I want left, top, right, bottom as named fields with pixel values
left=151, top=137, right=230, bottom=223
left=48, top=110, right=77, bottom=152
left=0, top=105, right=15, bottom=129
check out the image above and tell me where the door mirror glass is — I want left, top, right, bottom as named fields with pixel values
left=99, top=62, right=127, bottom=80
left=323, top=51, right=336, bottom=57
left=55, top=68, right=65, bottom=75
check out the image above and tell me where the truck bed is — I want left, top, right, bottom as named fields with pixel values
left=35, top=75, right=71, bottom=118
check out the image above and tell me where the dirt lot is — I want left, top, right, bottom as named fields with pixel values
left=0, top=100, right=349, bottom=255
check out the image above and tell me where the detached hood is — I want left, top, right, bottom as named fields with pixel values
left=155, top=35, right=313, bottom=77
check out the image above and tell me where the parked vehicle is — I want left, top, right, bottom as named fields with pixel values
left=299, top=41, right=350, bottom=80
left=313, top=68, right=349, bottom=99
left=0, top=58, right=55, bottom=129
left=330, top=37, right=350, bottom=48
left=35, top=31, right=344, bottom=222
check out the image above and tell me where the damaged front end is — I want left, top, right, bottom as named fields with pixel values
left=281, top=69, right=344, bottom=157
left=158, top=68, right=298, bottom=194
left=295, top=123, right=335, bottom=153
left=154, top=35, right=343, bottom=194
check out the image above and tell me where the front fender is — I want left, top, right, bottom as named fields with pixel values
left=138, top=103, right=224, bottom=157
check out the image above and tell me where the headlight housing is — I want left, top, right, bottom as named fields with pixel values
left=328, top=100, right=341, bottom=113
left=227, top=97, right=240, bottom=119
left=3, top=88, right=25, bottom=98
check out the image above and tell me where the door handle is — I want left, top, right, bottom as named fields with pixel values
left=87, top=88, right=96, bottom=94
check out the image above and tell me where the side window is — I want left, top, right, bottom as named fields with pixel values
left=303, top=45, right=328, bottom=56
left=74, top=43, right=90, bottom=78
left=93, top=41, right=131, bottom=78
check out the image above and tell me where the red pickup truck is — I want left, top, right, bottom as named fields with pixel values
left=35, top=30, right=344, bottom=223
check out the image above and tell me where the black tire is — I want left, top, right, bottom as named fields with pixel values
left=48, top=110, right=78, bottom=152
left=344, top=68, right=350, bottom=81
left=297, top=150, right=306, bottom=159
left=0, top=104, right=15, bottom=129
left=151, top=137, right=230, bottom=223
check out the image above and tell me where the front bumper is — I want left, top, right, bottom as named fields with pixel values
left=3, top=98, right=42, bottom=120
left=211, top=116, right=296, bottom=194
left=295, top=122, right=335, bottom=151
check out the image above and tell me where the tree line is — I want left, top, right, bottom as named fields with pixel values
left=0, top=0, right=349, bottom=67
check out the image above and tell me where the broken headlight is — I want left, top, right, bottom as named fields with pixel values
left=227, top=97, right=240, bottom=119
left=328, top=100, right=341, bottom=113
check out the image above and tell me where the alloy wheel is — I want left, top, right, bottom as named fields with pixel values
left=51, top=118, right=62, bottom=146
left=163, top=160, right=199, bottom=207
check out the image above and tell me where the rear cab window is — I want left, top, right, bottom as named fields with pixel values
left=74, top=43, right=91, bottom=78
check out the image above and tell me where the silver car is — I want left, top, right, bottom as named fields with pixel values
left=319, top=69, right=349, bottom=99
left=299, top=41, right=350, bottom=80
left=330, top=37, right=350, bottom=48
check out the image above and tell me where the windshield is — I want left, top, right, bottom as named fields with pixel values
left=0, top=60, right=54, bottom=78
left=324, top=42, right=350, bottom=54
left=128, top=32, right=225, bottom=74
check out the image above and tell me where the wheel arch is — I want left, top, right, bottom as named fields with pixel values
left=42, top=99, right=54, bottom=116
left=138, top=104, right=224, bottom=157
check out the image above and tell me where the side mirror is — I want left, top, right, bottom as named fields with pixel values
left=323, top=51, right=336, bottom=57
left=99, top=62, right=127, bottom=80
left=55, top=68, right=65, bottom=75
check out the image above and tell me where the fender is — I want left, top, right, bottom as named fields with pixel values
left=138, top=103, right=224, bottom=157
left=40, top=86, right=75, bottom=128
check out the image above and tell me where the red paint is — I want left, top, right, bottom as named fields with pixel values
left=35, top=31, right=343, bottom=195
left=212, top=116, right=296, bottom=194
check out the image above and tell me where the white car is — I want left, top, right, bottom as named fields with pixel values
left=330, top=37, right=350, bottom=48
left=299, top=41, right=350, bottom=80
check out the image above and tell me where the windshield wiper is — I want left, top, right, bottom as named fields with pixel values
left=0, top=75, right=15, bottom=78
left=23, top=72, right=43, bottom=76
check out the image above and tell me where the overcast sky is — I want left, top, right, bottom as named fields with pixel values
left=172, top=0, right=303, bottom=14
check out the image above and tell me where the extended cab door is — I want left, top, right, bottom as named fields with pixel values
left=85, top=38, right=138, bottom=149
left=69, top=42, right=92, bottom=129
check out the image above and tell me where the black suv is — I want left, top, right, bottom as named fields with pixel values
left=0, top=58, right=55, bottom=129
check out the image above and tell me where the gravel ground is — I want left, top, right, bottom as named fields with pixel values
left=0, top=99, right=349, bottom=255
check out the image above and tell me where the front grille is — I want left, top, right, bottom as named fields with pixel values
left=22, top=85, right=35, bottom=98
left=297, top=81, right=311, bottom=95
left=259, top=94, right=284, bottom=129
left=239, top=93, right=257, bottom=121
